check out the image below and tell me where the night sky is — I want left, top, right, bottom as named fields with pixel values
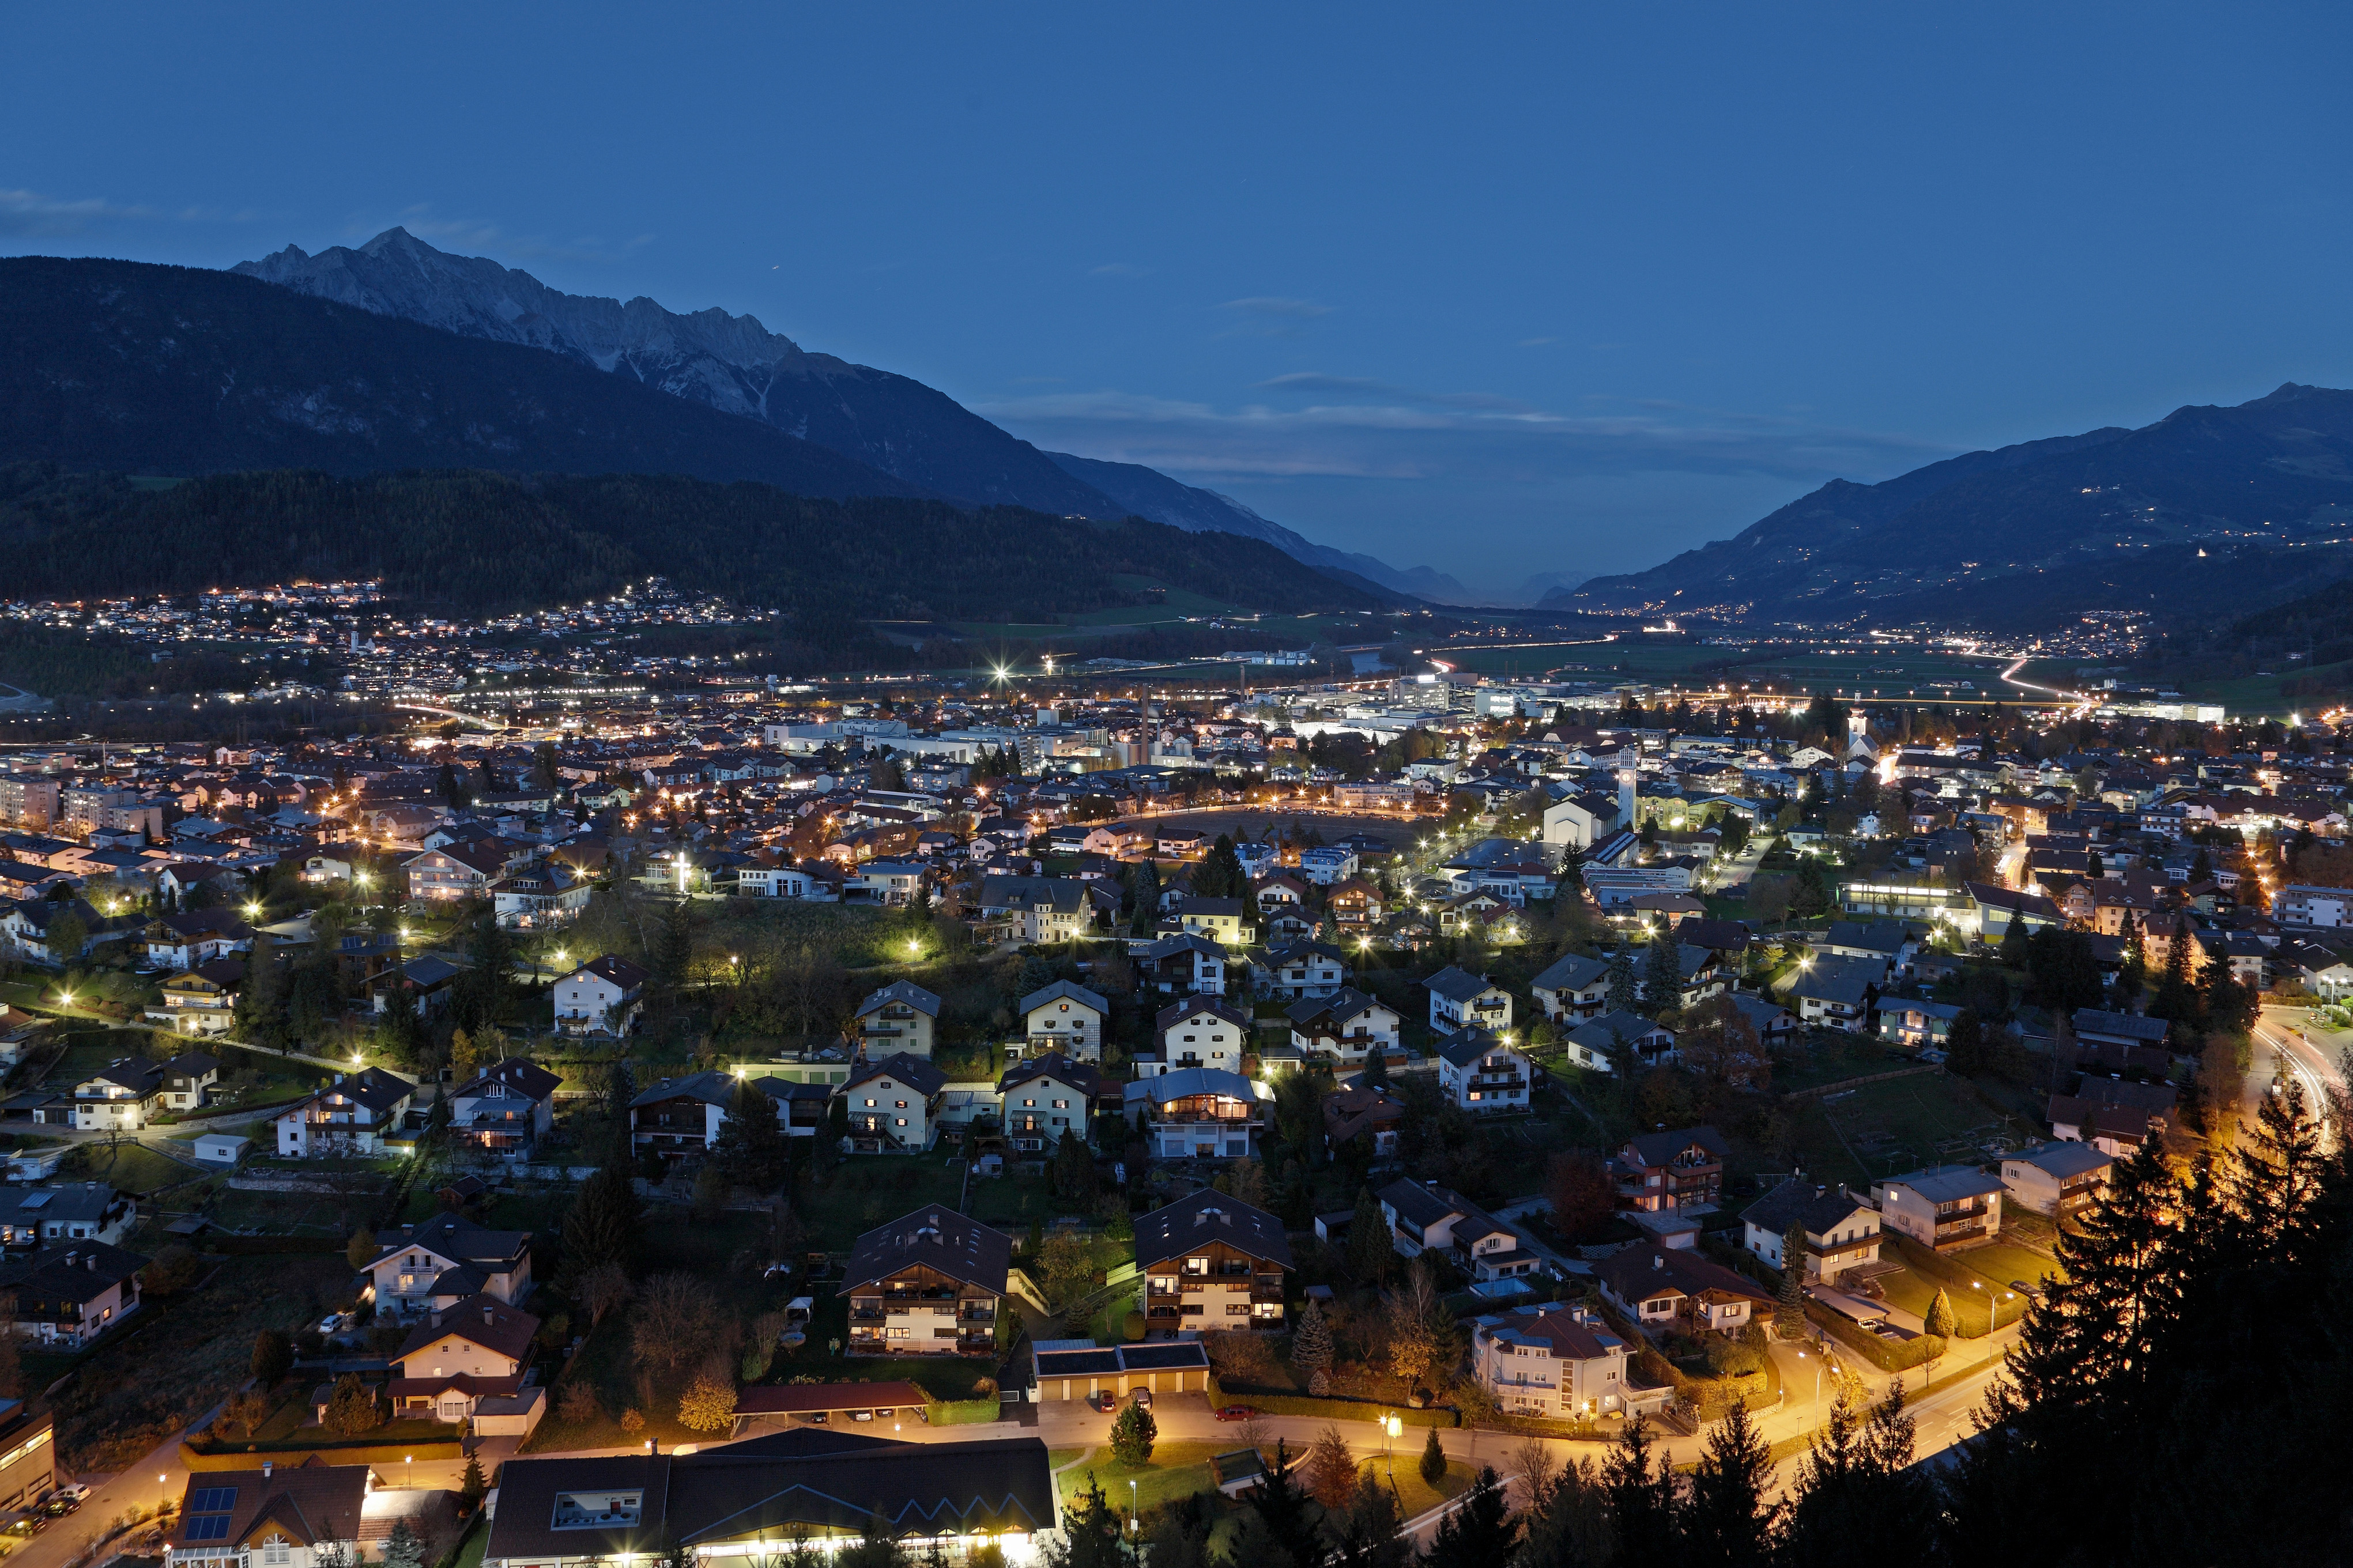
left=7, top=3, right=2351, bottom=594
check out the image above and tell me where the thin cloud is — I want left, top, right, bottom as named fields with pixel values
left=0, top=186, right=238, bottom=237
left=1518, top=336, right=1558, bottom=347
left=1089, top=262, right=1152, bottom=277
left=1219, top=296, right=1332, bottom=318
left=975, top=385, right=1955, bottom=490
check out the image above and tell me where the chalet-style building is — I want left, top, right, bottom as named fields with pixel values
left=1322, top=1082, right=1405, bottom=1158
left=840, top=1208, right=1009, bottom=1358
left=389, top=1291, right=542, bottom=1427
left=1610, top=1125, right=1728, bottom=1212
left=273, top=1067, right=414, bottom=1156
left=1425, top=966, right=1513, bottom=1034
left=363, top=1212, right=533, bottom=1321
left=148, top=960, right=240, bottom=1036
left=854, top=981, right=941, bottom=1060
left=1134, top=1188, right=1293, bottom=1333
left=1529, top=953, right=1612, bottom=1022
left=165, top=1462, right=366, bottom=1568
left=1594, top=1244, right=1771, bottom=1336
left=1435, top=1029, right=1533, bottom=1114
left=2000, top=1142, right=2113, bottom=1221
left=1147, top=999, right=1254, bottom=1076
left=72, top=1058, right=165, bottom=1132
left=1376, top=1177, right=1539, bottom=1283
left=1285, top=988, right=1402, bottom=1065
left=1328, top=877, right=1385, bottom=927
left=0, top=1240, right=148, bottom=1347
left=1471, top=1302, right=1651, bottom=1421
left=1140, top=932, right=1228, bottom=996
left=1262, top=942, right=1347, bottom=1000
left=1874, top=1166, right=2005, bottom=1252
left=404, top=841, right=510, bottom=902
left=159, top=1051, right=221, bottom=1111
left=141, top=908, right=254, bottom=971
left=447, top=1059, right=563, bottom=1159
left=1123, top=1068, right=1271, bottom=1161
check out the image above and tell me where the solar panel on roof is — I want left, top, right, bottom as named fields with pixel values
left=184, top=1516, right=233, bottom=1541
left=188, top=1487, right=239, bottom=1513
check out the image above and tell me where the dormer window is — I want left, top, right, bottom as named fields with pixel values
left=263, top=1537, right=290, bottom=1565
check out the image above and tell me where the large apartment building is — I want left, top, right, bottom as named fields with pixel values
left=841, top=1208, right=1009, bottom=1358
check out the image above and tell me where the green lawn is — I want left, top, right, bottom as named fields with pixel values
left=1788, top=1071, right=2027, bottom=1187
left=1066, top=1439, right=1235, bottom=1514
left=1369, top=1457, right=1476, bottom=1521
left=1960, top=1242, right=2064, bottom=1292
left=66, top=1140, right=198, bottom=1195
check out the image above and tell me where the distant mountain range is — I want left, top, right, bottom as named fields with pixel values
left=1556, top=384, right=2353, bottom=629
left=230, top=228, right=1459, bottom=599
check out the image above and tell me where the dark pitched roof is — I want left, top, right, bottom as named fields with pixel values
left=1620, top=1125, right=1728, bottom=1169
left=1741, top=1178, right=1875, bottom=1237
left=394, top=1292, right=540, bottom=1370
left=1594, top=1244, right=1772, bottom=1307
left=371, top=1211, right=529, bottom=1272
left=997, top=1053, right=1106, bottom=1098
left=0, top=1239, right=151, bottom=1308
left=1134, top=1188, right=1294, bottom=1272
left=454, top=1057, right=564, bottom=1103
left=844, top=1053, right=948, bottom=1095
left=841, top=1208, right=1012, bottom=1295
left=1424, top=966, right=1499, bottom=1003
left=581, top=954, right=651, bottom=989
left=857, top=980, right=942, bottom=1018
left=631, top=1070, right=740, bottom=1110
left=1153, top=998, right=1254, bottom=1033
left=170, top=1463, right=368, bottom=1554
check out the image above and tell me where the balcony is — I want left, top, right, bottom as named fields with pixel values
left=1469, top=1074, right=1527, bottom=1092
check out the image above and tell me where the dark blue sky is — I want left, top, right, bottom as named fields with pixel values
left=8, top=5, right=2350, bottom=595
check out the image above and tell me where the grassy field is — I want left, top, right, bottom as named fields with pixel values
left=65, top=1140, right=199, bottom=1195
left=1789, top=1071, right=2029, bottom=1187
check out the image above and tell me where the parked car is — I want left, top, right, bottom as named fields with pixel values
left=317, top=1312, right=349, bottom=1335
left=1089, top=1392, right=1117, bottom=1412
left=47, top=1486, right=89, bottom=1506
left=1214, top=1405, right=1258, bottom=1422
left=1130, top=1389, right=1152, bottom=1410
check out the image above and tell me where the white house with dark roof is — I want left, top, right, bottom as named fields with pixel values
left=840, top=1207, right=1010, bottom=1357
left=364, top=1211, right=534, bottom=1321
left=842, top=1053, right=949, bottom=1152
left=1375, top=1177, right=1539, bottom=1282
left=1425, top=966, right=1513, bottom=1034
left=998, top=1053, right=1108, bottom=1153
left=71, top=1058, right=164, bottom=1132
left=448, top=1058, right=563, bottom=1159
left=1285, top=988, right=1401, bottom=1064
left=1124, top=1068, right=1271, bottom=1161
left=1530, top=953, right=1613, bottom=1022
left=1262, top=942, right=1348, bottom=1000
left=1019, top=980, right=1107, bottom=1060
left=1434, top=1028, right=1533, bottom=1114
left=854, top=980, right=941, bottom=1059
left=389, top=1291, right=542, bottom=1425
left=273, top=1067, right=415, bottom=1155
left=1740, top=1179, right=1883, bottom=1283
left=1594, top=1244, right=1771, bottom=1336
left=1144, top=999, right=1253, bottom=1077
left=555, top=954, right=648, bottom=1036
left=166, top=1462, right=366, bottom=1568
left=2000, top=1142, right=2113, bottom=1222
left=1872, top=1165, right=2005, bottom=1252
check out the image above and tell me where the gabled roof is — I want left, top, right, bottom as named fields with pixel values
left=1594, top=1244, right=1773, bottom=1308
left=841, top=1208, right=1011, bottom=1294
left=1530, top=952, right=1611, bottom=993
left=1881, top=1165, right=2006, bottom=1203
left=312, top=1066, right=413, bottom=1116
left=1475, top=1303, right=1624, bottom=1362
left=1018, top=980, right=1107, bottom=1015
left=1153, top=998, right=1254, bottom=1034
left=577, top=954, right=651, bottom=990
left=395, top=1291, right=540, bottom=1369
left=1124, top=1067, right=1265, bottom=1109
left=1424, top=966, right=1501, bottom=1003
left=631, top=1070, right=739, bottom=1110
left=0, top=1239, right=151, bottom=1305
left=1134, top=1188, right=1294, bottom=1271
left=454, top=1057, right=564, bottom=1104
left=370, top=1211, right=530, bottom=1272
left=997, top=1053, right=1107, bottom=1098
left=170, top=1463, right=367, bottom=1554
left=2007, top=1140, right=2114, bottom=1179
left=1620, top=1125, right=1728, bottom=1169
left=1741, top=1177, right=1875, bottom=1238
left=857, top=980, right=941, bottom=1018
left=844, top=1053, right=948, bottom=1095
left=1436, top=1029, right=1520, bottom=1069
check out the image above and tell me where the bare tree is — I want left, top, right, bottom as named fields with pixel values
left=578, top=1261, right=634, bottom=1326
left=631, top=1271, right=725, bottom=1374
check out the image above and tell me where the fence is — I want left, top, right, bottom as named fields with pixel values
left=1782, top=1064, right=1945, bottom=1101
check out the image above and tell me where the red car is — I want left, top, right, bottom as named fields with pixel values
left=1089, top=1392, right=1118, bottom=1412
left=1215, top=1405, right=1258, bottom=1422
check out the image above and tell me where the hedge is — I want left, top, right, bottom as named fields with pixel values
left=1206, top=1374, right=1457, bottom=1428
left=1803, top=1302, right=1947, bottom=1373
left=1883, top=1234, right=2011, bottom=1337
left=183, top=1439, right=464, bottom=1470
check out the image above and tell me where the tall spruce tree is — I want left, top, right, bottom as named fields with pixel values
left=1600, top=1415, right=1676, bottom=1563
left=1684, top=1401, right=1776, bottom=1568
left=1347, top=1186, right=1392, bottom=1284
left=1775, top=1222, right=1808, bottom=1337
left=710, top=1075, right=790, bottom=1192
left=1426, top=1465, right=1518, bottom=1568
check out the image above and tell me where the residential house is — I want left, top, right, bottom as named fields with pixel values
left=854, top=981, right=942, bottom=1060
left=1124, top=1068, right=1272, bottom=1161
left=148, top=961, right=242, bottom=1034
left=0, top=1241, right=147, bottom=1347
left=447, top=1059, right=563, bottom=1159
left=272, top=1067, right=415, bottom=1155
left=1139, top=932, right=1228, bottom=996
left=2047, top=1077, right=2178, bottom=1155
left=1563, top=1010, right=1678, bottom=1074
left=1610, top=1126, right=1728, bottom=1213
left=1136, top=1188, right=1294, bottom=1333
left=369, top=954, right=465, bottom=1020
left=1785, top=954, right=1884, bottom=1032
left=1878, top=999, right=1964, bottom=1048
left=998, top=1054, right=1108, bottom=1153
left=1019, top=980, right=1107, bottom=1061
left=1321, top=1083, right=1406, bottom=1158
left=72, top=1058, right=164, bottom=1132
left=404, top=842, right=509, bottom=902
left=0, top=1400, right=54, bottom=1514
left=1298, top=846, right=1358, bottom=886
left=1873, top=1166, right=2005, bottom=1252
left=364, top=1212, right=534, bottom=1321
left=491, top=860, right=591, bottom=930
left=555, top=955, right=649, bottom=1036
left=1262, top=942, right=1349, bottom=1000
left=846, top=860, right=927, bottom=907
left=0, top=1183, right=136, bottom=1248
left=1530, top=953, right=1613, bottom=1022
left=1285, top=988, right=1401, bottom=1066
left=629, top=1070, right=776, bottom=1159
left=389, top=1292, right=542, bottom=1425
left=165, top=1463, right=367, bottom=1568
left=976, top=875, right=1098, bottom=944
left=1148, top=999, right=1254, bottom=1076
left=2070, top=1008, right=2171, bottom=1056
left=1328, top=877, right=1385, bottom=927
left=1740, top=1180, right=1883, bottom=1283
left=840, top=1207, right=1009, bottom=1358
left=1425, top=966, right=1513, bottom=1035
left=142, top=908, right=255, bottom=970
left=1594, top=1245, right=1771, bottom=1337
left=842, top=1053, right=949, bottom=1152
left=2000, top=1142, right=2114, bottom=1221
left=1171, top=896, right=1254, bottom=946
left=739, top=863, right=821, bottom=900
left=159, top=1051, right=221, bottom=1110
left=1723, top=992, right=1800, bottom=1044
left=1435, top=1029, right=1533, bottom=1114
left=1472, top=1302, right=1649, bottom=1420
left=1375, top=1178, right=1538, bottom=1282
left=1251, top=874, right=1310, bottom=915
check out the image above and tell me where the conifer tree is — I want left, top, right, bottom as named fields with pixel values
left=1641, top=936, right=1683, bottom=1013
left=1600, top=1415, right=1676, bottom=1563
left=1922, top=1287, right=1958, bottom=1338
left=1419, top=1424, right=1446, bottom=1484
left=1605, top=949, right=1639, bottom=1014
left=710, top=1075, right=790, bottom=1191
left=1291, top=1295, right=1334, bottom=1385
left=1426, top=1465, right=1518, bottom=1568
left=1684, top=1400, right=1776, bottom=1568
left=1775, top=1222, right=1808, bottom=1337
left=1347, top=1186, right=1392, bottom=1285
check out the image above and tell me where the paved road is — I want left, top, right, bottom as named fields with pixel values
left=2253, top=1005, right=2347, bottom=1121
